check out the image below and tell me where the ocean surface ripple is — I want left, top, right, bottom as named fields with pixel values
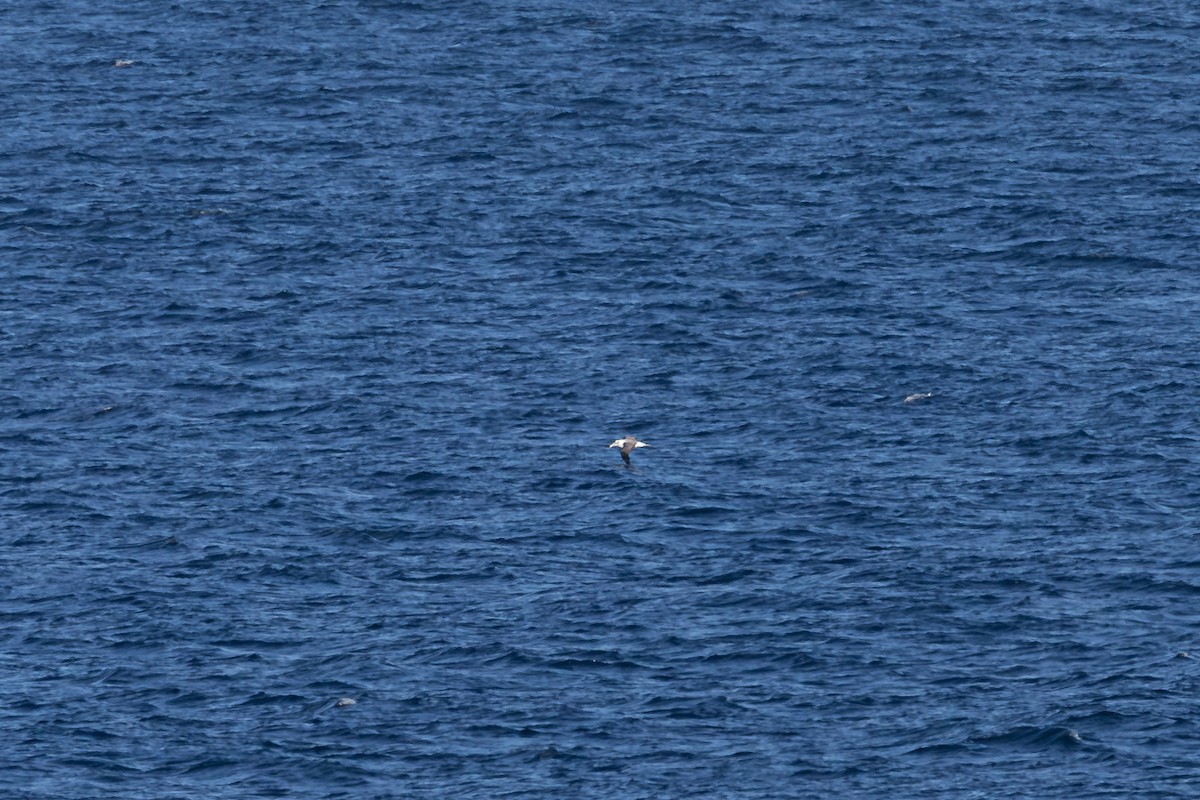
left=3, top=1, right=1200, bottom=797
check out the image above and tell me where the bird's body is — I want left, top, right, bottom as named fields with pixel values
left=609, top=435, right=649, bottom=465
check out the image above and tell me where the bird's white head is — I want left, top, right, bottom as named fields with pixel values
left=608, top=439, right=623, bottom=448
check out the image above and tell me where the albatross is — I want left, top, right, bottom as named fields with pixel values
left=609, top=435, right=649, bottom=465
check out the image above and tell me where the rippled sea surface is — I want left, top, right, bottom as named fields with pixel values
left=4, top=1, right=1200, bottom=797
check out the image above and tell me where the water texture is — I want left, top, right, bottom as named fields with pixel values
left=3, top=1, right=1200, bottom=797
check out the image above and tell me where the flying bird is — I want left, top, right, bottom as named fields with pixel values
left=609, top=435, right=649, bottom=465
left=903, top=392, right=934, bottom=404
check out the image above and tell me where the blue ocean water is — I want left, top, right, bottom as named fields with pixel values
left=3, top=1, right=1200, bottom=796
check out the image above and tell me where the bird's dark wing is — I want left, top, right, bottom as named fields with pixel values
left=620, top=450, right=631, bottom=465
